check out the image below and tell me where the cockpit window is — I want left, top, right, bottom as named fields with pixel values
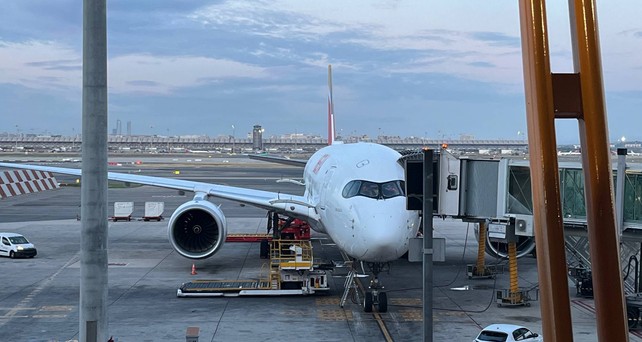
left=360, top=182, right=380, bottom=198
left=342, top=180, right=405, bottom=199
left=381, top=181, right=403, bottom=198
left=342, top=180, right=362, bottom=198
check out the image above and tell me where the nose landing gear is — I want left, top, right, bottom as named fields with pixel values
left=363, top=262, right=389, bottom=312
left=340, top=261, right=390, bottom=312
left=364, top=277, right=388, bottom=312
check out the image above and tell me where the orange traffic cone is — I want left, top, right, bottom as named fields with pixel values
left=191, top=263, right=197, bottom=275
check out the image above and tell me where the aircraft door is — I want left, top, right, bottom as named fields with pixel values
left=319, top=167, right=336, bottom=211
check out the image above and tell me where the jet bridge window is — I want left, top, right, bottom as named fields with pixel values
left=342, top=180, right=405, bottom=199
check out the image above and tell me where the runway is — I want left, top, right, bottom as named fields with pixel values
left=0, top=158, right=636, bottom=341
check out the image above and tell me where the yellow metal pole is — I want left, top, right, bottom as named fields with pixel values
left=568, top=0, right=629, bottom=340
left=508, top=242, right=520, bottom=302
left=518, top=1, right=574, bottom=340
left=476, top=221, right=487, bottom=276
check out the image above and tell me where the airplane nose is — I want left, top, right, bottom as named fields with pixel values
left=359, top=210, right=413, bottom=261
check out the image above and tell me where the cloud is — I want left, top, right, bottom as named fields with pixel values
left=188, top=1, right=525, bottom=89
left=188, top=1, right=642, bottom=93
left=0, top=40, right=269, bottom=94
left=0, top=40, right=81, bottom=90
left=24, top=59, right=82, bottom=71
left=190, top=1, right=451, bottom=48
left=109, top=54, right=268, bottom=94
left=126, top=80, right=161, bottom=87
left=189, top=1, right=359, bottom=41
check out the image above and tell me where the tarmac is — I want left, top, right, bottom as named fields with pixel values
left=2, top=216, right=640, bottom=341
left=0, top=159, right=640, bottom=341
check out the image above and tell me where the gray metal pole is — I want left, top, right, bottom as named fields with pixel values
left=80, top=1, right=108, bottom=341
left=616, top=148, right=627, bottom=234
left=423, top=149, right=434, bottom=342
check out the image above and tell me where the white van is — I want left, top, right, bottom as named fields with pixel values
left=0, top=232, right=37, bottom=258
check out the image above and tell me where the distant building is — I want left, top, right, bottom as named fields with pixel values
left=252, top=125, right=263, bottom=151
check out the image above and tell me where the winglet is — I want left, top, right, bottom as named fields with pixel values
left=327, top=64, right=336, bottom=145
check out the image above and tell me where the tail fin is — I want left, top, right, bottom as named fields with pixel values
left=327, top=65, right=336, bottom=145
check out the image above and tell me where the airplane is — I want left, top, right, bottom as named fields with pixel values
left=557, top=150, right=581, bottom=156
left=0, top=65, right=421, bottom=312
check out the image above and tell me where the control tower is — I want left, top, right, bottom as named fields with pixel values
left=252, top=125, right=263, bottom=151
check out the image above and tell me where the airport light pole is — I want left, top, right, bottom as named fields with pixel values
left=80, top=0, right=109, bottom=340
left=231, top=124, right=235, bottom=154
left=150, top=125, right=154, bottom=150
left=422, top=148, right=434, bottom=342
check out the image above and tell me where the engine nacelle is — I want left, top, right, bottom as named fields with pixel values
left=168, top=200, right=227, bottom=259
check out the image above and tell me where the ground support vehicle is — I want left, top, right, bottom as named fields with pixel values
left=110, top=201, right=133, bottom=221
left=142, top=201, right=164, bottom=221
left=177, top=215, right=329, bottom=297
left=0, top=232, right=37, bottom=258
left=474, top=324, right=543, bottom=342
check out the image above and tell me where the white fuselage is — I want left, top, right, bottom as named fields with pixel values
left=302, top=142, right=420, bottom=262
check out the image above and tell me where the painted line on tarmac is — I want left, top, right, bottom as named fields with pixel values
left=339, top=249, right=394, bottom=342
left=0, top=253, right=79, bottom=327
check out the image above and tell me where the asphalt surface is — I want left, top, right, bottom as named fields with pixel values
left=0, top=158, right=640, bottom=341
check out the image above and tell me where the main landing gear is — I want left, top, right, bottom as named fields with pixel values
left=340, top=261, right=389, bottom=313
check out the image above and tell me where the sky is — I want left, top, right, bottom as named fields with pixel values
left=0, top=1, right=640, bottom=144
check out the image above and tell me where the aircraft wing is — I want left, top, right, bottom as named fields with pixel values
left=0, top=162, right=314, bottom=215
left=248, top=154, right=307, bottom=167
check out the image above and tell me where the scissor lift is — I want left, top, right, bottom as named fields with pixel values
left=177, top=215, right=329, bottom=297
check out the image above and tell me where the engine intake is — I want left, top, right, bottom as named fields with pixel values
left=168, top=200, right=227, bottom=259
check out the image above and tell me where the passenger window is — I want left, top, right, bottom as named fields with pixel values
left=2, top=237, right=9, bottom=245
left=513, top=328, right=529, bottom=341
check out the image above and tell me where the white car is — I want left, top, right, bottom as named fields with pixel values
left=0, top=232, right=37, bottom=258
left=474, top=324, right=543, bottom=342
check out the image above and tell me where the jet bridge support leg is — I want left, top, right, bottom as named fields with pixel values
left=508, top=242, right=521, bottom=302
left=496, top=224, right=534, bottom=307
left=468, top=221, right=495, bottom=279
left=476, top=221, right=487, bottom=274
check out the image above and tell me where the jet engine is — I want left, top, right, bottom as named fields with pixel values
left=168, top=199, right=227, bottom=259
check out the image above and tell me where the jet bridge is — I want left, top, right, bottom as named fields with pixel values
left=433, top=152, right=533, bottom=233
left=411, top=149, right=642, bottom=293
left=434, top=152, right=642, bottom=234
left=403, top=150, right=537, bottom=258
left=406, top=149, right=642, bottom=314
